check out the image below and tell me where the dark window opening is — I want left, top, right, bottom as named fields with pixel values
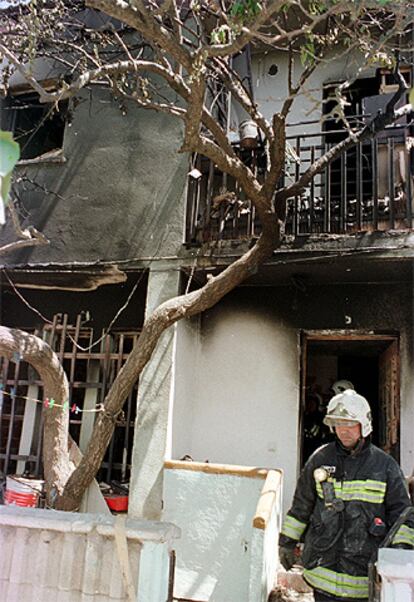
left=323, top=76, right=380, bottom=220
left=0, top=272, right=148, bottom=489
left=2, top=92, right=68, bottom=160
left=322, top=71, right=412, bottom=232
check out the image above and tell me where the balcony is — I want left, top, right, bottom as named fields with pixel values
left=185, top=121, right=414, bottom=245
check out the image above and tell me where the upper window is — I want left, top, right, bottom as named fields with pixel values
left=1, top=90, right=68, bottom=161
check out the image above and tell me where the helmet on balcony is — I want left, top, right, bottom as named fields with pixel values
left=331, top=379, right=355, bottom=395
left=324, top=389, right=373, bottom=437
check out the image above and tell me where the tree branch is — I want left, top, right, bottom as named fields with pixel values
left=281, top=61, right=317, bottom=119
left=183, top=50, right=208, bottom=148
left=56, top=221, right=280, bottom=511
left=204, top=0, right=295, bottom=57
left=0, top=326, right=72, bottom=501
left=182, top=131, right=270, bottom=218
left=262, top=113, right=286, bottom=202
left=213, top=57, right=273, bottom=142
left=275, top=78, right=412, bottom=206
left=0, top=203, right=49, bottom=258
left=86, top=0, right=192, bottom=70
left=0, top=236, right=49, bottom=257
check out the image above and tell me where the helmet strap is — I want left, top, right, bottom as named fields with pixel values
left=349, top=436, right=365, bottom=455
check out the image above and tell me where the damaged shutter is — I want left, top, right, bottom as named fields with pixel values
left=378, top=339, right=400, bottom=458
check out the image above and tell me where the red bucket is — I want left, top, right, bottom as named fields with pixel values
left=4, top=490, right=39, bottom=507
left=104, top=494, right=129, bottom=512
left=4, top=476, right=43, bottom=508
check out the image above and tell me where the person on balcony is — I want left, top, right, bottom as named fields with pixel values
left=279, top=389, right=414, bottom=602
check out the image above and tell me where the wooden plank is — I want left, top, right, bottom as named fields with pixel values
left=299, top=331, right=307, bottom=467
left=164, top=460, right=268, bottom=479
left=0, top=358, right=9, bottom=464
left=4, top=361, right=20, bottom=474
left=34, top=410, right=44, bottom=476
left=58, top=313, right=68, bottom=362
left=0, top=453, right=39, bottom=461
left=122, top=387, right=135, bottom=482
left=252, top=470, right=282, bottom=530
left=379, top=339, right=400, bottom=457
left=79, top=360, right=101, bottom=454
left=304, top=331, right=397, bottom=342
left=16, top=384, right=39, bottom=474
left=69, top=314, right=81, bottom=391
left=168, top=551, right=176, bottom=602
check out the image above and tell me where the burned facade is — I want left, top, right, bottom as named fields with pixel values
left=176, top=50, right=414, bottom=510
left=0, top=32, right=413, bottom=519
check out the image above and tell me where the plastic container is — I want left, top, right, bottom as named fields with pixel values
left=4, top=476, right=44, bottom=508
left=104, top=494, right=129, bottom=512
left=239, top=120, right=258, bottom=149
left=376, top=548, right=414, bottom=602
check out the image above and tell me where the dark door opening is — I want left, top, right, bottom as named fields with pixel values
left=300, top=334, right=400, bottom=466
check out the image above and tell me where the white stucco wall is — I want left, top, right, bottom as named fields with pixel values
left=171, top=280, right=414, bottom=512
left=171, top=316, right=201, bottom=459
left=172, top=302, right=300, bottom=511
left=229, top=46, right=377, bottom=143
left=163, top=464, right=282, bottom=602
left=229, top=46, right=378, bottom=198
left=262, top=49, right=375, bottom=124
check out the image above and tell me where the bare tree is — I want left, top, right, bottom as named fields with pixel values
left=0, top=0, right=413, bottom=510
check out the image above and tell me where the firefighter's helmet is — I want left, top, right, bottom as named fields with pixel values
left=331, top=379, right=355, bottom=395
left=323, top=389, right=373, bottom=437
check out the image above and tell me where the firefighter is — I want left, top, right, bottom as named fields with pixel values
left=279, top=389, right=414, bottom=602
left=303, top=393, right=329, bottom=461
left=331, top=379, right=355, bottom=396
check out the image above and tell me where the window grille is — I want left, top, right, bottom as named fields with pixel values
left=0, top=313, right=140, bottom=486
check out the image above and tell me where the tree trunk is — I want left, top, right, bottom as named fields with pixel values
left=0, top=326, right=72, bottom=502
left=56, top=224, right=279, bottom=510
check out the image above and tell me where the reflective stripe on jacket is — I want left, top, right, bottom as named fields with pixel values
left=280, top=440, right=413, bottom=600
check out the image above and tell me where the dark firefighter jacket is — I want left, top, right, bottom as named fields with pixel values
left=279, top=439, right=414, bottom=600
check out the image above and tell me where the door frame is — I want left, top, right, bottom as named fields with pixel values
left=300, top=330, right=400, bottom=465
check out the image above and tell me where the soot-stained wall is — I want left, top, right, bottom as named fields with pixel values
left=172, top=279, right=414, bottom=510
left=3, top=88, right=188, bottom=266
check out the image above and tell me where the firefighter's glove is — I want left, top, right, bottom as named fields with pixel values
left=279, top=545, right=296, bottom=571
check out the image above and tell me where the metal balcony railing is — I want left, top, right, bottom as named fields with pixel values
left=185, top=121, right=414, bottom=244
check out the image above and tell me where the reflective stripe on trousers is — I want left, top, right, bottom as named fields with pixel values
left=303, top=566, right=369, bottom=599
left=314, top=592, right=368, bottom=602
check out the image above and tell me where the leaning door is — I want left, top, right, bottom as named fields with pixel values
left=378, top=339, right=400, bottom=459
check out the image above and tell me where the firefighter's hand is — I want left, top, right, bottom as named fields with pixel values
left=279, top=545, right=297, bottom=571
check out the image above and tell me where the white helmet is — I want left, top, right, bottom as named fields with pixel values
left=331, top=379, right=355, bottom=395
left=324, top=389, right=373, bottom=437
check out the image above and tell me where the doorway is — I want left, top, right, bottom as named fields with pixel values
left=300, top=333, right=400, bottom=466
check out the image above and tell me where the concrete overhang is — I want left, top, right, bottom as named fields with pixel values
left=183, top=230, right=414, bottom=287
left=1, top=264, right=128, bottom=291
